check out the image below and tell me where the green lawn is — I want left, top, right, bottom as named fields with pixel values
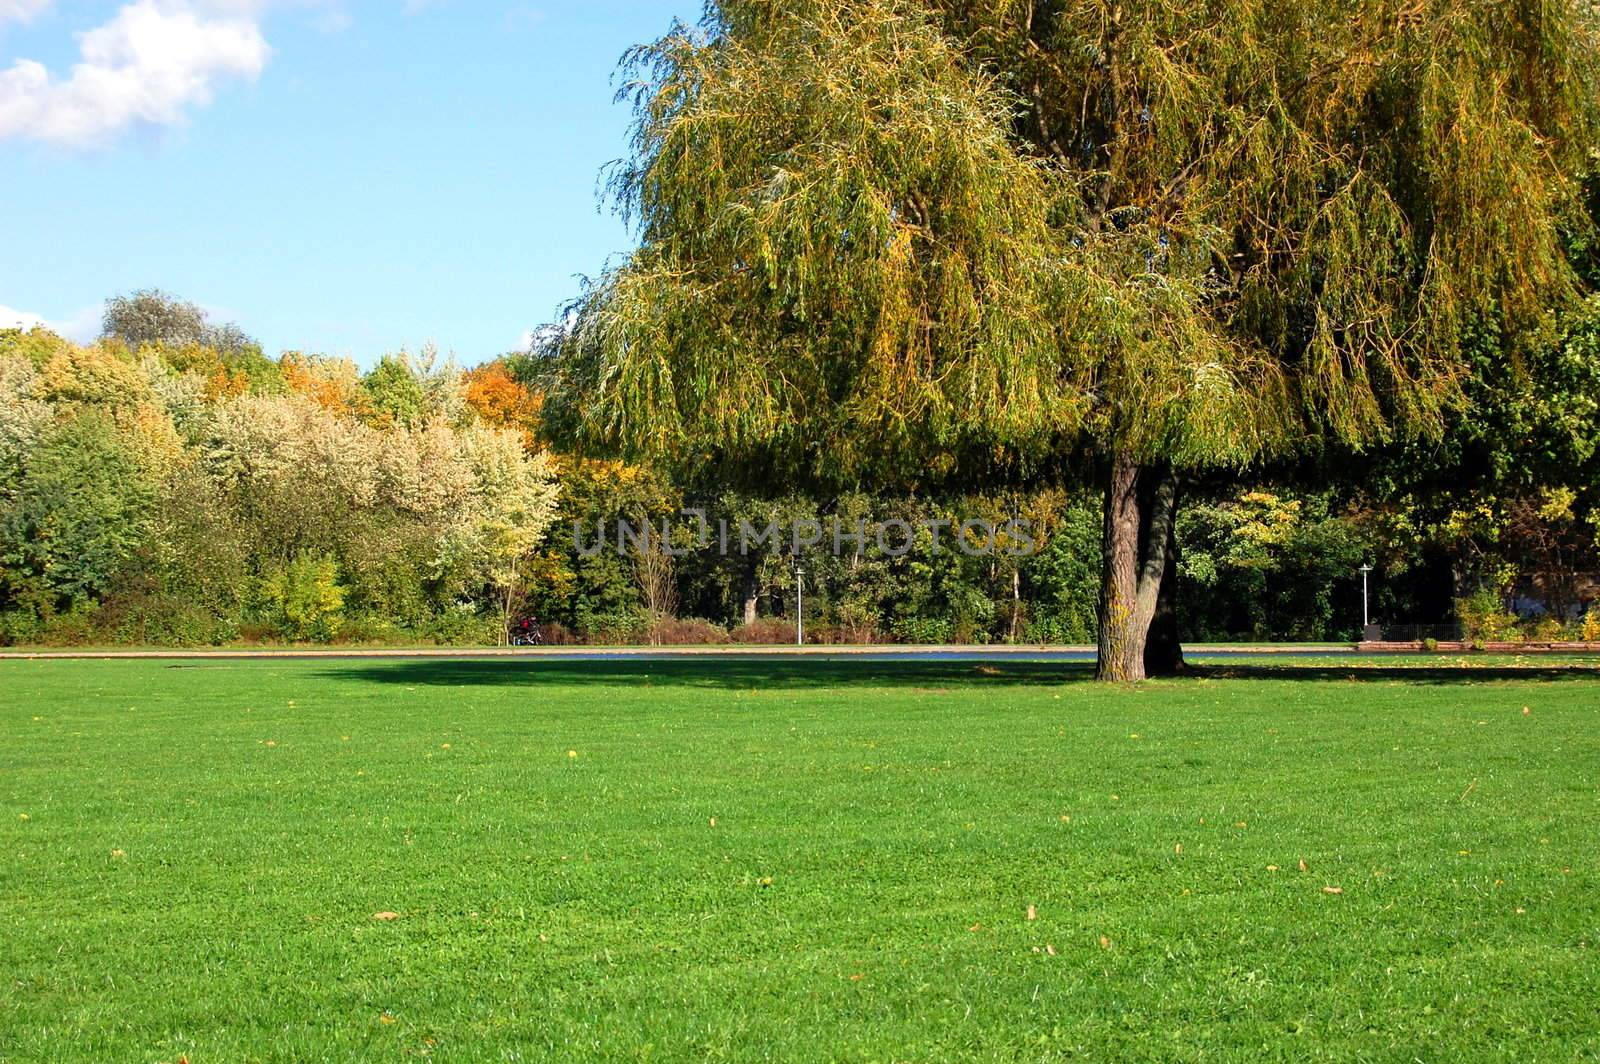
left=2, top=659, right=1597, bottom=1062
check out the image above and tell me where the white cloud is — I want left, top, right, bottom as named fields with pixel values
left=0, top=304, right=51, bottom=331
left=0, top=0, right=52, bottom=25
left=0, top=0, right=270, bottom=147
left=0, top=303, right=100, bottom=341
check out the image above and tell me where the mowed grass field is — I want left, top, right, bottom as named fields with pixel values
left=2, top=657, right=1597, bottom=1063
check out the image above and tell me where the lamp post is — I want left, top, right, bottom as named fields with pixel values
left=1359, top=564, right=1373, bottom=630
left=795, top=564, right=805, bottom=647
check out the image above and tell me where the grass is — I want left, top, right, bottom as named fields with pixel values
left=1, top=658, right=1596, bottom=1062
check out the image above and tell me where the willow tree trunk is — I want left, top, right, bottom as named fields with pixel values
left=1143, top=520, right=1185, bottom=677
left=1096, top=453, right=1181, bottom=681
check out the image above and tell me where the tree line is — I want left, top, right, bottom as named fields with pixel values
left=2, top=283, right=1596, bottom=650
left=7, top=1, right=1600, bottom=665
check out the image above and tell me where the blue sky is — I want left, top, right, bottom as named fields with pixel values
left=0, top=0, right=696, bottom=365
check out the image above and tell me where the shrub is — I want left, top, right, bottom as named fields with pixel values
left=419, top=609, right=500, bottom=647
left=538, top=621, right=578, bottom=646
left=730, top=617, right=798, bottom=645
left=1422, top=637, right=1439, bottom=652
left=1455, top=590, right=1520, bottom=643
left=1526, top=616, right=1566, bottom=642
left=258, top=555, right=346, bottom=641
left=830, top=602, right=881, bottom=644
left=1583, top=608, right=1600, bottom=642
left=896, top=616, right=953, bottom=644
left=1022, top=610, right=1095, bottom=645
left=646, top=616, right=729, bottom=645
left=582, top=607, right=649, bottom=645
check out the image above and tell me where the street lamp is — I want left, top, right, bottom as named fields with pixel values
left=1359, top=564, right=1373, bottom=630
left=795, top=563, right=805, bottom=647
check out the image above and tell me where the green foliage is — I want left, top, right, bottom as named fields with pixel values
left=362, top=355, right=428, bottom=426
left=1456, top=589, right=1522, bottom=643
left=0, top=413, right=152, bottom=618
left=1178, top=491, right=1369, bottom=641
left=550, top=0, right=1081, bottom=481
left=257, top=554, right=347, bottom=641
left=0, top=326, right=72, bottom=368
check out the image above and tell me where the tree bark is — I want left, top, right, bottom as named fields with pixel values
left=1096, top=452, right=1180, bottom=681
left=741, top=557, right=760, bottom=627
left=1143, top=517, right=1185, bottom=676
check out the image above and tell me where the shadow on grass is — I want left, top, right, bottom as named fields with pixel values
left=313, top=658, right=1598, bottom=692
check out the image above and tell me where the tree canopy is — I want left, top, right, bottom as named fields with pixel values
left=545, top=0, right=1600, bottom=678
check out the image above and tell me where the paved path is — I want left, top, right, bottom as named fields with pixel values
left=0, top=644, right=1370, bottom=662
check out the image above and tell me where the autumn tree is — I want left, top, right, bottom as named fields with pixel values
left=549, top=0, right=1600, bottom=678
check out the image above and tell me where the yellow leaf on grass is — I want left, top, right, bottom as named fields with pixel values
left=1026, top=904, right=1037, bottom=921
left=1322, top=886, right=1343, bottom=895
left=373, top=911, right=399, bottom=921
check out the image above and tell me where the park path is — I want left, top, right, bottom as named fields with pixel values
left=0, top=644, right=1359, bottom=661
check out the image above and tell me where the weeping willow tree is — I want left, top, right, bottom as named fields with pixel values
left=544, top=0, right=1090, bottom=482
left=550, top=0, right=1600, bottom=679
left=923, top=0, right=1600, bottom=677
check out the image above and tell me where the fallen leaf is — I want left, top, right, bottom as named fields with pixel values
left=110, top=849, right=125, bottom=858
left=1098, top=935, right=1112, bottom=950
left=967, top=922, right=982, bottom=933
left=1298, top=859, right=1309, bottom=873
left=1522, top=706, right=1531, bottom=716
left=709, top=817, right=717, bottom=828
left=1322, top=886, right=1343, bottom=895
left=379, top=1013, right=396, bottom=1025
left=1266, top=864, right=1280, bottom=872
left=1045, top=943, right=1057, bottom=956
left=1234, top=821, right=1248, bottom=829
left=567, top=750, right=578, bottom=759
left=1059, top=814, right=1071, bottom=823
left=1174, top=843, right=1183, bottom=854
left=373, top=911, right=399, bottom=921
left=1026, top=904, right=1037, bottom=921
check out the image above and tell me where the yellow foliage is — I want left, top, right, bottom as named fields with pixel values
left=40, top=344, right=152, bottom=408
